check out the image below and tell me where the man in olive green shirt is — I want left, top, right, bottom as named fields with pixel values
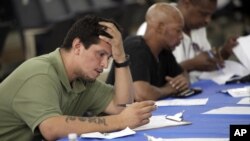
left=0, top=15, right=156, bottom=141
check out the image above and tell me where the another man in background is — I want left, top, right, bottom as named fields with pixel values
left=137, top=0, right=238, bottom=83
left=107, top=3, right=189, bottom=101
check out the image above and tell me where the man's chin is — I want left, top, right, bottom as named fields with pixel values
left=84, top=78, right=96, bottom=83
left=171, top=41, right=182, bottom=50
left=192, top=24, right=206, bottom=30
left=82, top=75, right=96, bottom=83
left=170, top=45, right=178, bottom=51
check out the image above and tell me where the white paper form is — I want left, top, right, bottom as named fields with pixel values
left=199, top=60, right=249, bottom=84
left=238, top=97, right=250, bottom=105
left=80, top=127, right=135, bottom=139
left=145, top=134, right=228, bottom=141
left=155, top=98, right=208, bottom=106
left=233, top=35, right=250, bottom=71
left=134, top=115, right=191, bottom=131
left=203, top=106, right=250, bottom=115
left=227, top=86, right=250, bottom=97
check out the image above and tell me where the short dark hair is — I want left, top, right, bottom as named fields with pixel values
left=61, top=15, right=122, bottom=50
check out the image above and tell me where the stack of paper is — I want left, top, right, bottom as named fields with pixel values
left=155, top=98, right=208, bottom=106
left=199, top=60, right=249, bottom=84
left=80, top=114, right=191, bottom=139
left=238, top=97, right=250, bottom=105
left=134, top=115, right=191, bottom=131
left=81, top=127, right=135, bottom=139
left=145, top=134, right=228, bottom=141
left=198, top=35, right=250, bottom=84
left=203, top=106, right=250, bottom=115
left=233, top=35, right=250, bottom=71
left=226, top=86, right=250, bottom=97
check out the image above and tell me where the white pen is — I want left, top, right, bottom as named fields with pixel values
left=117, top=104, right=158, bottom=109
left=117, top=104, right=132, bottom=107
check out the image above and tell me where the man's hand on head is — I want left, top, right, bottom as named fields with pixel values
left=98, top=22, right=126, bottom=63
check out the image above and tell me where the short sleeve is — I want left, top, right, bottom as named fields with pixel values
left=12, top=75, right=62, bottom=132
left=129, top=49, right=152, bottom=82
left=124, top=37, right=153, bottom=82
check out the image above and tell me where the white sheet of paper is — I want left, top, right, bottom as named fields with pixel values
left=155, top=98, right=208, bottom=106
left=145, top=134, right=228, bottom=141
left=80, top=127, right=135, bottom=139
left=199, top=60, right=249, bottom=84
left=134, top=115, right=191, bottom=131
left=203, top=106, right=250, bottom=115
left=233, top=35, right=250, bottom=71
left=238, top=97, right=250, bottom=105
left=227, top=86, right=250, bottom=97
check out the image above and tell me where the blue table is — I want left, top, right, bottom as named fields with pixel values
left=58, top=80, right=250, bottom=141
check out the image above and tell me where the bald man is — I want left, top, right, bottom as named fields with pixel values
left=106, top=3, right=189, bottom=101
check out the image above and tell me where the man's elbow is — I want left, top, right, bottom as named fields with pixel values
left=135, top=93, right=152, bottom=102
left=39, top=118, right=61, bottom=141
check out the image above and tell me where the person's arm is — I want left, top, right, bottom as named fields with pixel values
left=133, top=81, right=176, bottom=101
left=219, top=36, right=238, bottom=59
left=98, top=22, right=134, bottom=114
left=180, top=51, right=221, bottom=72
left=166, top=73, right=189, bottom=92
left=180, top=35, right=237, bottom=72
left=133, top=73, right=189, bottom=101
left=39, top=101, right=156, bottom=141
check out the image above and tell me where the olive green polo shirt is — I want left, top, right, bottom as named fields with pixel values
left=0, top=48, right=114, bottom=140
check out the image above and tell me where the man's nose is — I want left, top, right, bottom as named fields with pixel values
left=101, top=58, right=109, bottom=69
left=204, top=16, right=212, bottom=26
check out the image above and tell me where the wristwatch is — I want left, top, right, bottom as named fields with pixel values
left=114, top=55, right=130, bottom=68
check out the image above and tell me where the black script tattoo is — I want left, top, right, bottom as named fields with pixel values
left=65, top=116, right=107, bottom=126
left=65, top=116, right=77, bottom=123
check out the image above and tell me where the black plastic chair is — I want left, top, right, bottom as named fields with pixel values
left=37, top=0, right=73, bottom=24
left=64, top=0, right=93, bottom=17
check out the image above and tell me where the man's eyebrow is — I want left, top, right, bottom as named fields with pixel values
left=97, top=50, right=112, bottom=57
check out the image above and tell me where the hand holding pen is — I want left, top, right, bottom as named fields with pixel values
left=190, top=51, right=223, bottom=71
left=117, top=101, right=157, bottom=129
left=206, top=49, right=224, bottom=72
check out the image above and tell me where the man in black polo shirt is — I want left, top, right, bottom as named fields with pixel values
left=107, top=3, right=189, bottom=101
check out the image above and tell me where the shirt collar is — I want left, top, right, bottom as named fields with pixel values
left=49, top=48, right=87, bottom=93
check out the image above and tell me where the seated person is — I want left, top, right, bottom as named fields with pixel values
left=107, top=3, right=189, bottom=101
left=0, top=15, right=156, bottom=141
left=137, top=0, right=238, bottom=83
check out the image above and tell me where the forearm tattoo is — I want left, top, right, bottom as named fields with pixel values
left=65, top=116, right=107, bottom=126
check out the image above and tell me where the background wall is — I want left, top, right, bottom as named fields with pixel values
left=1, top=0, right=249, bottom=82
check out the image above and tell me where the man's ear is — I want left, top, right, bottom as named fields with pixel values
left=72, top=38, right=82, bottom=55
left=156, top=22, right=165, bottom=34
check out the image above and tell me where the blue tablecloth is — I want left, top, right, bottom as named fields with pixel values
left=58, top=80, right=250, bottom=141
